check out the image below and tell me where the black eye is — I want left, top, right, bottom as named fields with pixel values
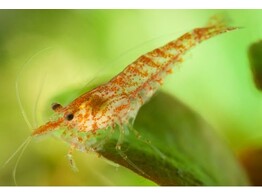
left=66, top=113, right=74, bottom=121
left=51, top=103, right=62, bottom=111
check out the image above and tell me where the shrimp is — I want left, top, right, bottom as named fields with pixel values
left=30, top=19, right=238, bottom=174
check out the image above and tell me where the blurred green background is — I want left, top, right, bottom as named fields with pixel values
left=0, top=10, right=262, bottom=185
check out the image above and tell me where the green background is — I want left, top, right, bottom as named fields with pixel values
left=0, top=10, right=261, bottom=185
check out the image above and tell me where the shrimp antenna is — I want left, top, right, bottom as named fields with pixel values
left=9, top=47, right=53, bottom=185
left=1, top=137, right=32, bottom=185
left=16, top=47, right=53, bottom=130
left=16, top=82, right=32, bottom=130
left=33, top=73, right=47, bottom=128
left=2, top=137, right=32, bottom=168
left=12, top=136, right=32, bottom=185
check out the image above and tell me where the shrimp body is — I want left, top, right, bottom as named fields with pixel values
left=32, top=22, right=237, bottom=151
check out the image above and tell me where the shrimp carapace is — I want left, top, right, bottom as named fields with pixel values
left=32, top=21, right=239, bottom=154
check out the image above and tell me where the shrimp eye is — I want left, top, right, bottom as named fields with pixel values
left=51, top=103, right=62, bottom=111
left=66, top=113, right=74, bottom=121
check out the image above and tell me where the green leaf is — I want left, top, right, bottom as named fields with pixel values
left=94, top=92, right=249, bottom=186
left=47, top=83, right=249, bottom=185
left=249, top=40, right=262, bottom=90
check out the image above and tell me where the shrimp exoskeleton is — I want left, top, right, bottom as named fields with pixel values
left=30, top=19, right=238, bottom=177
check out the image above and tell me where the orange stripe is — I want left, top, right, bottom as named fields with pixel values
left=137, top=55, right=160, bottom=69
left=32, top=118, right=63, bottom=136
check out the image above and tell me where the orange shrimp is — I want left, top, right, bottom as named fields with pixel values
left=30, top=20, right=238, bottom=172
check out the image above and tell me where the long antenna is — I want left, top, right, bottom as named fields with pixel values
left=33, top=73, right=47, bottom=128
left=12, top=137, right=32, bottom=185
left=15, top=47, right=53, bottom=130
left=2, top=136, right=32, bottom=169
